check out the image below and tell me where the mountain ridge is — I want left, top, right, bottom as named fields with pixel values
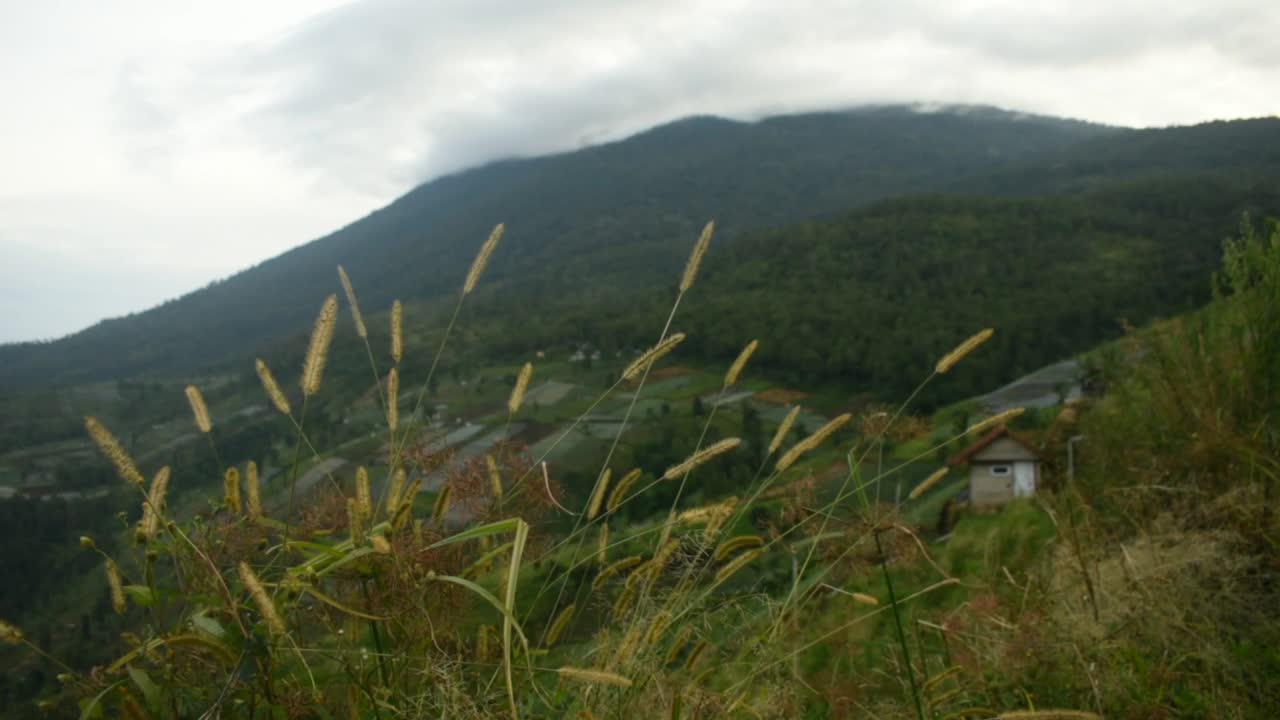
left=2, top=105, right=1278, bottom=388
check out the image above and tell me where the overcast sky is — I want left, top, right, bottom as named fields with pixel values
left=2, top=0, right=1277, bottom=343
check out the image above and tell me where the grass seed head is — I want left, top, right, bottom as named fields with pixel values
left=139, top=466, right=170, bottom=542
left=545, top=602, right=576, bottom=647
left=965, top=408, right=1026, bottom=437
left=246, top=461, right=261, bottom=519
left=622, top=332, right=686, bottom=381
left=85, top=417, right=144, bottom=486
left=606, top=468, right=643, bottom=513
left=680, top=220, right=715, bottom=292
left=390, top=299, right=403, bottom=364
left=255, top=359, right=291, bottom=415
left=0, top=620, right=22, bottom=645
left=508, top=361, right=532, bottom=415
left=909, top=467, right=950, bottom=501
left=587, top=467, right=611, bottom=520
left=106, top=559, right=126, bottom=614
left=463, top=223, right=504, bottom=295
left=356, top=466, right=372, bottom=520
left=238, top=562, right=286, bottom=636
left=386, top=369, right=399, bottom=431
left=301, top=295, right=338, bottom=397
left=555, top=667, right=632, bottom=688
left=768, top=406, right=801, bottom=455
left=184, top=385, right=212, bottom=433
left=662, top=437, right=742, bottom=480
left=336, top=265, right=367, bottom=338
left=724, top=339, right=758, bottom=387
left=936, top=328, right=994, bottom=374
left=776, top=413, right=852, bottom=472
left=224, top=467, right=242, bottom=515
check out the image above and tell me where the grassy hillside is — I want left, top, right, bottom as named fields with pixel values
left=2, top=213, right=1277, bottom=718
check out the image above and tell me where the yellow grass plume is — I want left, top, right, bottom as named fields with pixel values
left=386, top=369, right=399, bottom=431
left=593, top=555, right=643, bottom=590
left=386, top=468, right=406, bottom=517
left=486, top=455, right=503, bottom=501
left=713, top=535, right=764, bottom=562
left=965, top=408, right=1026, bottom=437
left=714, top=548, right=763, bottom=586
left=508, top=362, right=532, bottom=415
left=356, top=466, right=372, bottom=520
left=545, top=602, right=575, bottom=647
left=224, top=468, right=242, bottom=515
left=432, top=485, right=452, bottom=523
left=851, top=592, right=878, bottom=606
left=768, top=406, right=801, bottom=455
left=463, top=223, right=504, bottom=295
left=586, top=467, right=610, bottom=520
left=622, top=332, right=686, bottom=381
left=597, top=523, right=609, bottom=564
left=662, top=437, right=741, bottom=480
left=936, top=328, right=993, bottom=374
left=245, top=461, right=261, bottom=519
left=606, top=468, right=642, bottom=513
left=371, top=534, right=392, bottom=555
left=255, top=359, right=291, bottom=415
left=0, top=620, right=21, bottom=645
left=909, top=467, right=949, bottom=501
left=106, top=560, right=126, bottom=614
left=336, top=265, right=367, bottom=338
left=556, top=667, right=632, bottom=688
left=301, top=295, right=338, bottom=397
left=390, top=299, right=403, bottom=364
left=184, top=385, right=212, bottom=433
left=85, top=417, right=144, bottom=486
left=347, top=499, right=364, bottom=545
left=138, top=466, right=170, bottom=542
left=776, top=413, right=852, bottom=472
left=680, top=220, right=714, bottom=292
left=724, top=339, right=758, bottom=387
left=238, top=562, right=286, bottom=636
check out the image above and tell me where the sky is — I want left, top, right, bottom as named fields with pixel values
left=2, top=0, right=1277, bottom=343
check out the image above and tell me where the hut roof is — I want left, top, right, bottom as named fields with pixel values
left=946, top=426, right=1040, bottom=467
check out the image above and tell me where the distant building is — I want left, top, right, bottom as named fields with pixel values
left=947, top=426, right=1040, bottom=509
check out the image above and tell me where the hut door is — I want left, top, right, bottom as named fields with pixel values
left=1013, top=462, right=1036, bottom=498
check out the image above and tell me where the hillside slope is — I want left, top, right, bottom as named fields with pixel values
left=0, top=106, right=1113, bottom=385
left=3, top=109, right=1278, bottom=391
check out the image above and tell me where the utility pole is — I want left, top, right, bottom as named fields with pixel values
left=1067, top=435, right=1086, bottom=485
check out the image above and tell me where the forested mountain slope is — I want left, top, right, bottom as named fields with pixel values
left=3, top=107, right=1278, bottom=392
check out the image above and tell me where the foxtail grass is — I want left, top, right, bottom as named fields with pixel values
left=184, top=385, right=212, bottom=433
left=508, top=362, right=532, bottom=415
left=301, top=295, right=338, bottom=397
left=390, top=299, right=403, bottom=363
left=724, top=338, right=758, bottom=387
left=463, top=223, right=504, bottom=295
left=238, top=562, right=286, bottom=636
left=768, top=406, right=801, bottom=455
left=255, top=359, right=291, bottom=415
left=622, top=333, right=686, bottom=381
left=679, top=220, right=714, bottom=292
left=224, top=468, right=242, bottom=515
left=936, top=328, right=993, bottom=374
left=776, top=413, right=851, bottom=472
left=337, top=265, right=367, bottom=338
left=85, top=417, right=144, bottom=486
left=662, top=437, right=741, bottom=480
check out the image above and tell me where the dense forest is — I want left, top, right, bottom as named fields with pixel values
left=5, top=107, right=1276, bottom=390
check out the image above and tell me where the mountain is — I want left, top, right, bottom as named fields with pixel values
left=0, top=106, right=1113, bottom=385
left=2, top=106, right=1279, bottom=392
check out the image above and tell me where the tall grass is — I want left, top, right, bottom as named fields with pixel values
left=7, top=218, right=1273, bottom=719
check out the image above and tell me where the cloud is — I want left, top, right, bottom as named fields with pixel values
left=4, top=0, right=1278, bottom=342
left=110, top=0, right=1279, bottom=198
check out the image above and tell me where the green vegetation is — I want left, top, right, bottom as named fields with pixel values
left=3, top=214, right=1276, bottom=718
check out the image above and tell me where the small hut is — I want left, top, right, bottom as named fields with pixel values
left=947, top=426, right=1040, bottom=509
